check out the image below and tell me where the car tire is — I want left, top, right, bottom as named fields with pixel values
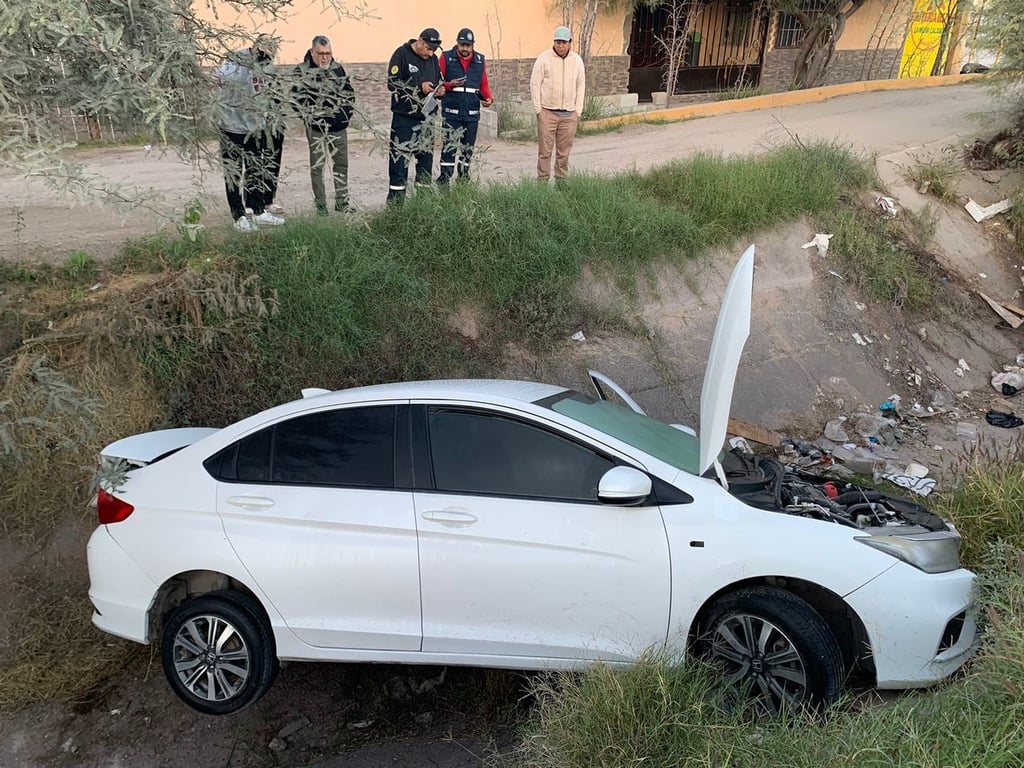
left=696, top=586, right=843, bottom=713
left=160, top=590, right=277, bottom=715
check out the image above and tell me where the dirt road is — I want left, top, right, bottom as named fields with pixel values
left=0, top=84, right=995, bottom=264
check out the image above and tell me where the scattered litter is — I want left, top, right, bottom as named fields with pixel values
left=852, top=333, right=868, bottom=346
left=991, top=368, right=1024, bottom=395
left=347, top=720, right=375, bottom=730
left=876, top=196, right=899, bottom=217
left=1017, top=353, right=1024, bottom=366
left=882, top=472, right=937, bottom=497
left=905, top=462, right=929, bottom=478
left=955, top=421, right=979, bottom=440
left=828, top=270, right=844, bottom=280
left=824, top=417, right=849, bottom=442
left=879, top=394, right=901, bottom=415
left=985, top=410, right=1024, bottom=428
left=570, top=330, right=586, bottom=342
left=957, top=358, right=970, bottom=372
left=933, top=445, right=943, bottom=451
left=979, top=273, right=988, bottom=279
left=918, top=326, right=927, bottom=340
left=965, top=197, right=1012, bottom=223
left=109, top=709, right=121, bottom=716
left=801, top=233, right=834, bottom=257
left=977, top=291, right=1024, bottom=328
left=953, top=365, right=965, bottom=377
left=728, top=436, right=753, bottom=453
left=854, top=302, right=867, bottom=311
left=89, top=283, right=103, bottom=291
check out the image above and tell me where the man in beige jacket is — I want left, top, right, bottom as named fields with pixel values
left=530, top=25, right=586, bottom=182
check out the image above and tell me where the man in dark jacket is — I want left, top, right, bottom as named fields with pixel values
left=438, top=28, right=493, bottom=185
left=386, top=28, right=445, bottom=204
left=295, top=35, right=357, bottom=214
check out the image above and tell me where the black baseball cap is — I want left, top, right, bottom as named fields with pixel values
left=457, top=28, right=475, bottom=44
left=419, top=28, right=442, bottom=49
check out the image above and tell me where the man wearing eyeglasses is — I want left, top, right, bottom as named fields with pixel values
left=386, top=28, right=446, bottom=204
left=294, top=35, right=357, bottom=215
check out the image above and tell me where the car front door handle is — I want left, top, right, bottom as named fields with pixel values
left=421, top=509, right=478, bottom=527
left=226, top=495, right=276, bottom=511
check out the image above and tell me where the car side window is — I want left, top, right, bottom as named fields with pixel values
left=205, top=405, right=396, bottom=488
left=427, top=408, right=614, bottom=501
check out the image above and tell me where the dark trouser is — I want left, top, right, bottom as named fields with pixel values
left=219, top=130, right=275, bottom=220
left=268, top=129, right=284, bottom=203
left=306, top=126, right=349, bottom=212
left=438, top=118, right=479, bottom=184
left=388, top=113, right=434, bottom=203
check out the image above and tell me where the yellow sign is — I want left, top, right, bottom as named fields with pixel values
left=899, top=0, right=954, bottom=78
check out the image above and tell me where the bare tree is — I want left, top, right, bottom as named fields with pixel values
left=775, top=0, right=871, bottom=88
left=653, top=0, right=700, bottom=97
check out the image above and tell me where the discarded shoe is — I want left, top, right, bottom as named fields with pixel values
left=985, top=410, right=1024, bottom=428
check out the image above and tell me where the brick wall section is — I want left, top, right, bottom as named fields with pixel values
left=344, top=55, right=630, bottom=126
left=761, top=48, right=902, bottom=90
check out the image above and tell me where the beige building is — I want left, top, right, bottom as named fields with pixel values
left=218, top=0, right=954, bottom=122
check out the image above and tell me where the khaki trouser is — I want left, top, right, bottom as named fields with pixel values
left=306, top=125, right=349, bottom=211
left=536, top=108, right=579, bottom=180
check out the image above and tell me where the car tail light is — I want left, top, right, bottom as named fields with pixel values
left=97, top=489, right=134, bottom=524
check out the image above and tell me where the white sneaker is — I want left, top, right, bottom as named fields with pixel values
left=255, top=211, right=285, bottom=226
left=244, top=207, right=254, bottom=215
left=234, top=216, right=256, bottom=233
left=265, top=203, right=286, bottom=215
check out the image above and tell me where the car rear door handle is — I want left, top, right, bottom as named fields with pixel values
left=421, top=509, right=478, bottom=527
left=226, top=495, right=275, bottom=511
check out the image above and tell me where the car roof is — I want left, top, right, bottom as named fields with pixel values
left=300, top=379, right=570, bottom=407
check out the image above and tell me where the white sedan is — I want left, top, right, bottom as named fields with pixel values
left=87, top=248, right=976, bottom=715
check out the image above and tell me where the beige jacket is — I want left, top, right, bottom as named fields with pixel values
left=530, top=48, right=586, bottom=115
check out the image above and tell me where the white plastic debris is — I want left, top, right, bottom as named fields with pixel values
left=828, top=270, right=844, bottom=280
left=876, top=196, right=899, bottom=217
left=854, top=302, right=867, bottom=311
left=992, top=367, right=1024, bottom=392
left=728, top=436, right=753, bottom=453
left=801, top=233, right=834, bottom=257
left=958, top=358, right=970, bottom=372
left=852, top=333, right=868, bottom=346
left=882, top=472, right=936, bottom=497
left=965, top=197, right=1012, bottom=223
left=570, top=330, right=586, bottom=342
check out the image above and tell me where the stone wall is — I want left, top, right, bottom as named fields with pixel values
left=344, top=54, right=631, bottom=127
left=761, top=48, right=903, bottom=90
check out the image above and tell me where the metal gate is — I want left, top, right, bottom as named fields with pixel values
left=628, top=0, right=770, bottom=99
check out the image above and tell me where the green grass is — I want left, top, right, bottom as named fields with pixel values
left=900, top=150, right=962, bottom=202
left=817, top=206, right=939, bottom=311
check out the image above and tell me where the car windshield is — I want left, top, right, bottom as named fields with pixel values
left=542, top=391, right=700, bottom=474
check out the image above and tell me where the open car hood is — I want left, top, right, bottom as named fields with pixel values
left=699, top=244, right=755, bottom=476
left=588, top=245, right=755, bottom=478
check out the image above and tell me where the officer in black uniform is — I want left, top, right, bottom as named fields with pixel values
left=438, top=28, right=494, bottom=185
left=386, top=28, right=445, bottom=203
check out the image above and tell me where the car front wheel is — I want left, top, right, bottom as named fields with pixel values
left=697, top=586, right=843, bottom=714
left=160, top=590, right=277, bottom=715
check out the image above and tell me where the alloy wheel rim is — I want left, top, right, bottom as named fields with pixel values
left=709, top=612, right=808, bottom=714
left=171, top=614, right=251, bottom=702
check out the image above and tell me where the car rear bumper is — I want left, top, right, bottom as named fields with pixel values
left=845, top=563, right=977, bottom=688
left=87, top=526, right=157, bottom=644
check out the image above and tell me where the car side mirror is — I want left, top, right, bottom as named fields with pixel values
left=597, top=466, right=653, bottom=506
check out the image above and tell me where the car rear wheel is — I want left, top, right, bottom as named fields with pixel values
left=160, top=590, right=276, bottom=715
left=696, top=587, right=843, bottom=714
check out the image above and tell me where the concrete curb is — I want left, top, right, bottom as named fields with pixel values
left=582, top=74, right=987, bottom=132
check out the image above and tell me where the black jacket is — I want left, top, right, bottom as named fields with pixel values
left=293, top=50, right=356, bottom=132
left=387, top=41, right=442, bottom=118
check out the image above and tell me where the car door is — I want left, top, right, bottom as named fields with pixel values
left=414, top=404, right=671, bottom=661
left=210, top=403, right=422, bottom=651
